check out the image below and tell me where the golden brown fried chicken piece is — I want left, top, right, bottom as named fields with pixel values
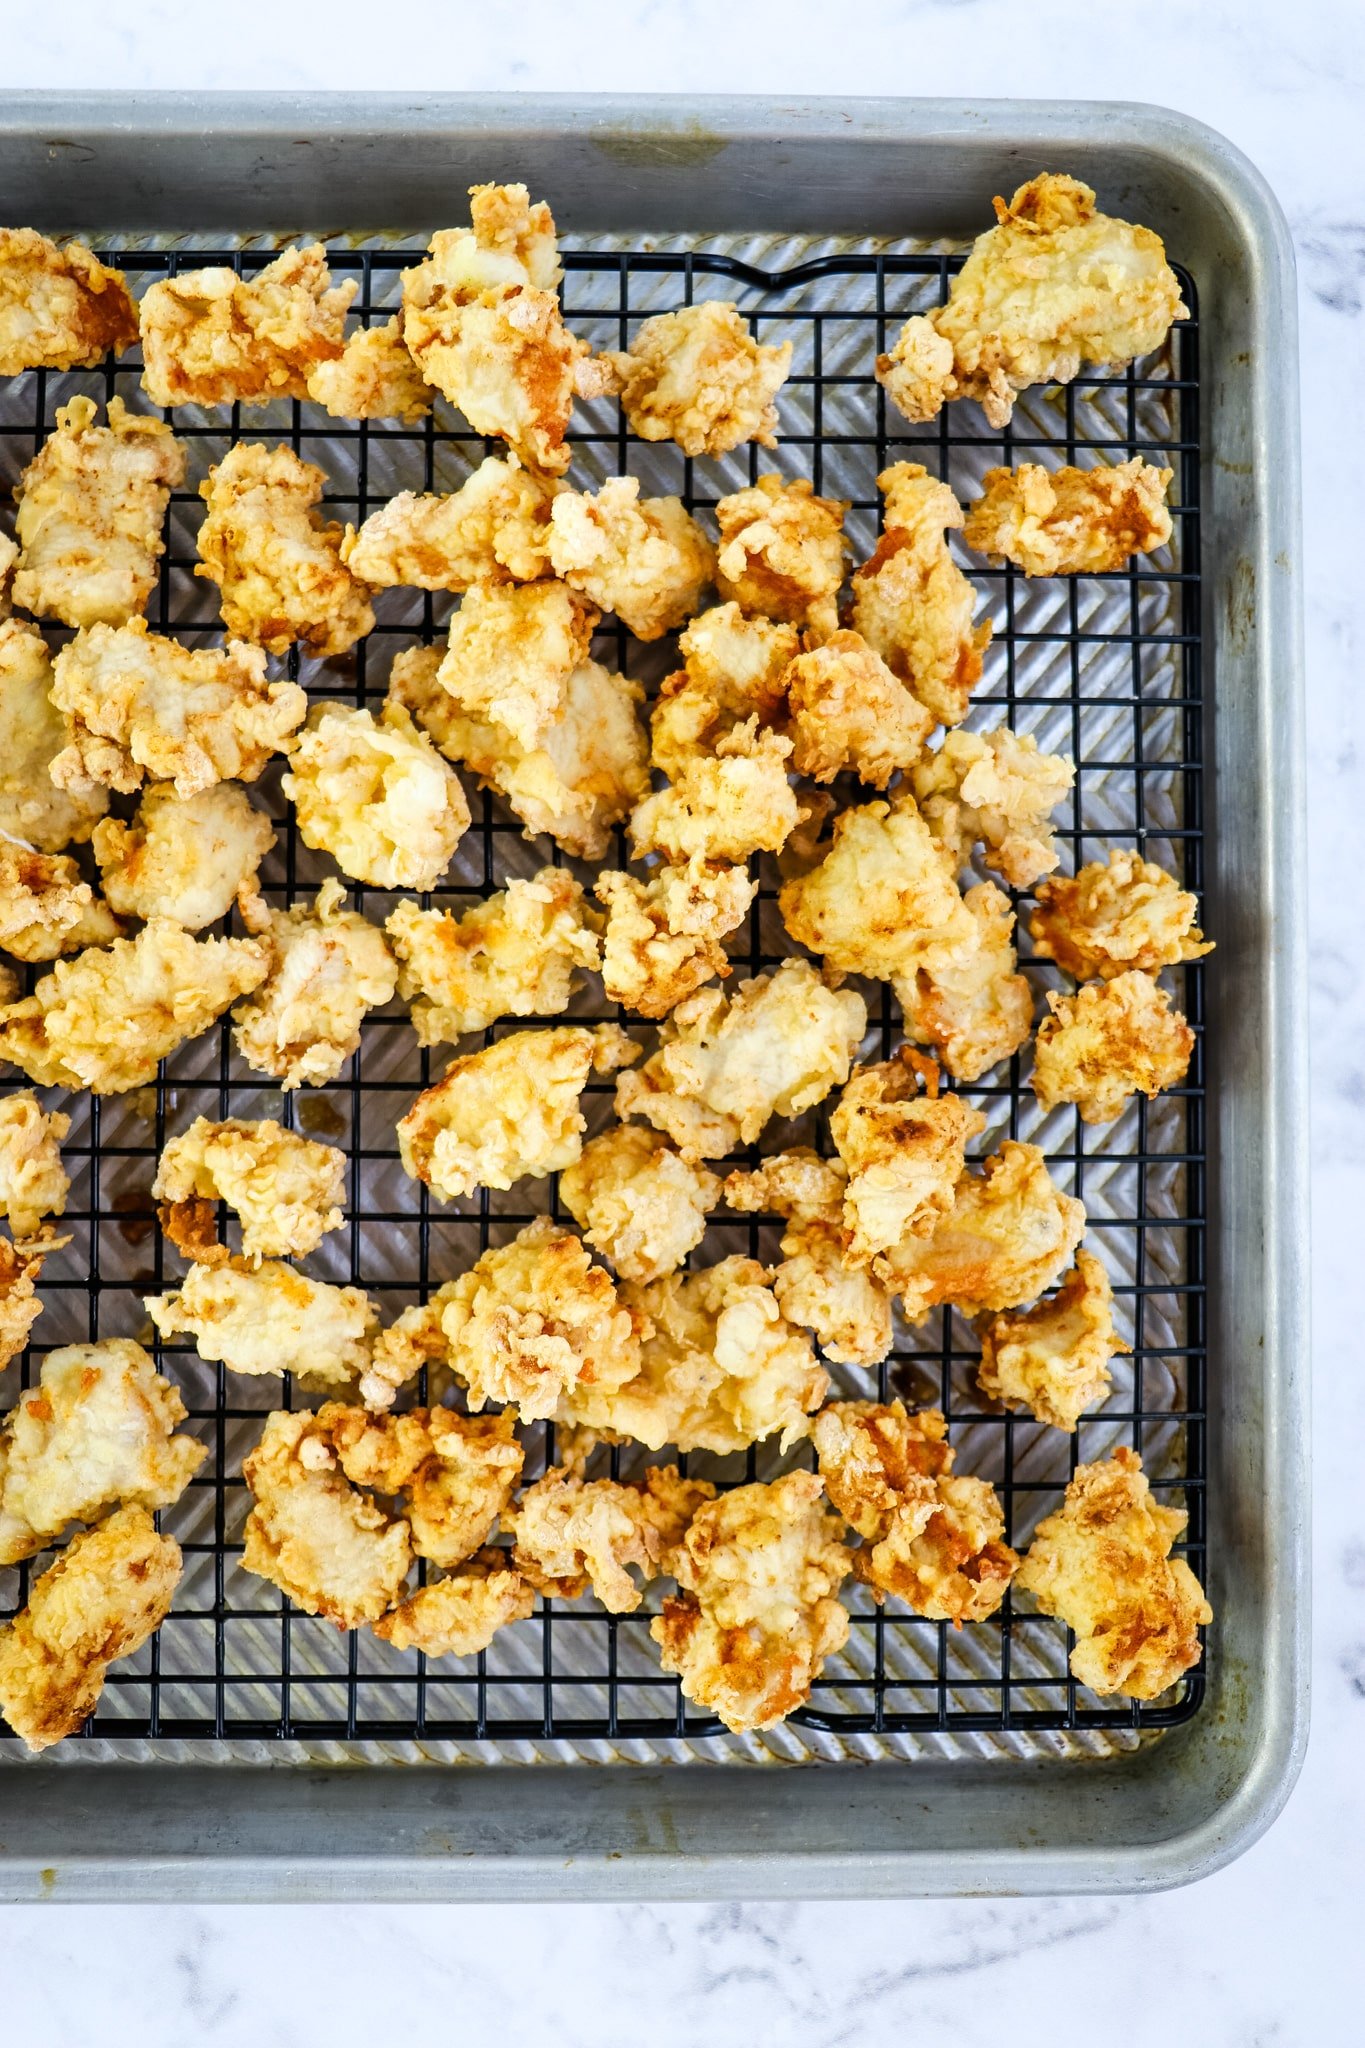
left=305, top=314, right=433, bottom=421
left=0, top=230, right=138, bottom=376
left=1016, top=1446, right=1210, bottom=1698
left=0, top=1340, right=205, bottom=1566
left=896, top=880, right=1034, bottom=1082
left=11, top=397, right=185, bottom=631
left=545, top=476, right=715, bottom=641
left=595, top=859, right=754, bottom=1021
left=0, top=919, right=267, bottom=1093
left=604, top=300, right=791, bottom=457
left=714, top=475, right=848, bottom=641
left=779, top=789, right=974, bottom=985
left=0, top=1507, right=181, bottom=1752
left=0, top=619, right=109, bottom=850
left=830, top=1054, right=986, bottom=1262
left=510, top=1464, right=715, bottom=1612
left=139, top=244, right=355, bottom=408
left=232, top=877, right=398, bottom=1090
left=913, top=726, right=1075, bottom=889
left=977, top=1247, right=1127, bottom=1432
left=282, top=699, right=469, bottom=890
left=650, top=603, right=799, bottom=779
left=240, top=1409, right=412, bottom=1629
left=147, top=1258, right=377, bottom=1387
left=438, top=579, right=598, bottom=751
left=782, top=629, right=934, bottom=787
left=318, top=1403, right=523, bottom=1569
left=0, top=1234, right=61, bottom=1372
left=629, top=718, right=800, bottom=865
left=1028, top=850, right=1213, bottom=981
left=386, top=868, right=600, bottom=1045
left=0, top=843, right=119, bottom=962
left=964, top=458, right=1174, bottom=576
left=0, top=531, right=13, bottom=614
left=92, top=780, right=275, bottom=931
left=0, top=1091, right=70, bottom=1239
left=153, top=1115, right=345, bottom=1265
left=1032, top=969, right=1195, bottom=1124
left=343, top=454, right=556, bottom=591
left=373, top=1548, right=535, bottom=1658
left=723, top=1149, right=894, bottom=1368
left=652, top=1471, right=851, bottom=1733
left=560, top=1123, right=720, bottom=1285
left=849, top=463, right=991, bottom=728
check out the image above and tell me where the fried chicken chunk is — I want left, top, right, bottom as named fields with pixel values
left=0, top=1507, right=181, bottom=1752
left=830, top=1055, right=986, bottom=1262
left=240, top=1409, right=412, bottom=1629
left=139, top=244, right=355, bottom=409
left=11, top=397, right=185, bottom=630
left=617, top=958, right=867, bottom=1160
left=147, top=1259, right=378, bottom=1387
left=0, top=843, right=119, bottom=962
left=1015, top=1446, right=1210, bottom=1698
left=604, top=300, right=791, bottom=457
left=92, top=780, right=275, bottom=931
left=629, top=719, right=800, bottom=864
left=0, top=1340, right=205, bottom=1565
left=437, top=578, right=598, bottom=750
left=560, top=1123, right=720, bottom=1285
left=0, top=1091, right=70, bottom=1239
left=1028, top=850, right=1213, bottom=981
left=0, top=618, right=108, bottom=852
left=545, top=477, right=716, bottom=640
left=386, top=868, right=600, bottom=1044
left=652, top=1471, right=851, bottom=1733
left=723, top=1149, right=894, bottom=1367
left=779, top=790, right=974, bottom=985
left=397, top=1023, right=637, bottom=1201
left=374, top=1549, right=536, bottom=1656
left=782, top=629, right=934, bottom=787
left=650, top=603, right=799, bottom=779
left=595, top=859, right=754, bottom=1020
left=964, top=459, right=1174, bottom=576
left=813, top=1400, right=1018, bottom=1621
left=714, top=475, right=848, bottom=641
left=913, top=726, right=1075, bottom=889
left=977, top=1247, right=1127, bottom=1432
left=232, top=877, right=398, bottom=1089
left=305, top=314, right=432, bottom=422
left=0, top=229, right=138, bottom=377
left=343, top=454, right=556, bottom=590
left=895, top=880, right=1034, bottom=1082
left=0, top=920, right=268, bottom=1093
left=318, top=1403, right=523, bottom=1569
left=511, top=1464, right=715, bottom=1612
left=875, top=175, right=1188, bottom=429
left=849, top=463, right=991, bottom=728
left=153, top=1115, right=345, bottom=1264
left=1032, top=970, right=1195, bottom=1124
left=0, top=1235, right=60, bottom=1371
left=282, top=700, right=469, bottom=889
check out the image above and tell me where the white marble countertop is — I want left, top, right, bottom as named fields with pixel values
left=2, top=5, right=1357, bottom=2040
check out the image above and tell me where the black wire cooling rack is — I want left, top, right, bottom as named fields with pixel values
left=0, top=234, right=1205, bottom=1749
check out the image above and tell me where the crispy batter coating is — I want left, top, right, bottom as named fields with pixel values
left=511, top=1464, right=715, bottom=1612
left=977, top=1247, right=1127, bottom=1432
left=397, top=1022, right=637, bottom=1201
left=0, top=530, right=16, bottom=615
left=0, top=1090, right=70, bottom=1239
left=305, top=314, right=433, bottom=421
left=387, top=868, right=600, bottom=1044
left=48, top=618, right=305, bottom=800
left=359, top=1285, right=467, bottom=1413
left=0, top=920, right=268, bottom=1093
left=0, top=619, right=109, bottom=850
left=595, top=859, right=754, bottom=1021
left=1015, top=1446, right=1210, bottom=1698
left=146, top=1258, right=378, bottom=1387
left=650, top=603, right=799, bottom=779
left=438, top=579, right=598, bottom=751
left=560, top=1123, right=720, bottom=1285
left=153, top=1115, right=345, bottom=1264
left=714, top=475, right=848, bottom=641
left=92, top=780, right=275, bottom=931
left=876, top=1139, right=1086, bottom=1324
left=895, top=880, right=1034, bottom=1082
left=240, top=1409, right=411, bottom=1630
left=629, top=718, right=800, bottom=864
left=139, top=244, right=355, bottom=409
left=319, top=1403, right=523, bottom=1569
left=964, top=459, right=1174, bottom=576
left=0, top=843, right=119, bottom=962
left=616, top=958, right=867, bottom=1160
left=373, top=1548, right=535, bottom=1657
left=282, top=699, right=469, bottom=890
left=1029, top=850, right=1213, bottom=981
left=604, top=300, right=791, bottom=457
left=232, top=877, right=398, bottom=1089
left=779, top=789, right=974, bottom=984
left=782, top=629, right=934, bottom=787
left=0, top=1506, right=181, bottom=1751
left=545, top=476, right=715, bottom=641
left=343, top=454, right=556, bottom=590
left=0, top=1234, right=60, bottom=1372
left=1032, top=970, right=1195, bottom=1124
left=913, top=725, right=1074, bottom=889
left=876, top=175, right=1187, bottom=429
left=849, top=463, right=991, bottom=727
left=830, top=1056, right=987, bottom=1262
left=652, top=1471, right=851, bottom=1733
left=0, top=1340, right=205, bottom=1565
left=0, top=229, right=138, bottom=377
left=723, top=1149, right=894, bottom=1367
left=11, top=397, right=185, bottom=631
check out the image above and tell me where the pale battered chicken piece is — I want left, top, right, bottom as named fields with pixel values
left=392, top=642, right=648, bottom=863
left=0, top=619, right=108, bottom=851
left=560, top=1123, right=720, bottom=1285
left=1029, top=850, right=1213, bottom=981
left=317, top=1403, right=523, bottom=1569
left=92, top=780, right=275, bottom=931
left=358, top=1282, right=471, bottom=1413
left=0, top=229, right=138, bottom=377
left=397, top=1023, right=637, bottom=1201
left=152, top=1115, right=345, bottom=1264
left=1032, top=969, right=1195, bottom=1125
left=830, top=1055, right=986, bottom=1262
left=629, top=719, right=800, bottom=865
left=48, top=618, right=307, bottom=799
left=438, top=579, right=599, bottom=751
left=849, top=463, right=992, bottom=728
left=652, top=1471, right=851, bottom=1733
left=240, top=1409, right=411, bottom=1630
left=343, top=455, right=556, bottom=590
left=895, top=881, right=1034, bottom=1082
left=604, top=300, right=792, bottom=458
left=386, top=868, right=600, bottom=1044
left=913, top=726, right=1075, bottom=889
left=562, top=1256, right=827, bottom=1455
left=0, top=531, right=15, bottom=615
left=595, top=859, right=754, bottom=1020
left=0, top=1091, right=70, bottom=1239
left=783, top=630, right=935, bottom=787
left=779, top=790, right=975, bottom=985
left=977, top=1247, right=1128, bottom=1432
left=11, top=397, right=185, bottom=631
left=139, top=244, right=355, bottom=409
left=0, top=843, right=120, bottom=963
left=876, top=175, right=1188, bottom=431
left=146, top=1259, right=378, bottom=1387
left=714, top=475, right=848, bottom=641
left=232, top=877, right=398, bottom=1089
left=510, top=1464, right=716, bottom=1612
left=373, top=1548, right=535, bottom=1658
left=283, top=700, right=469, bottom=890
left=964, top=459, right=1174, bottom=576
left=546, top=477, right=715, bottom=641
left=0, top=1339, right=205, bottom=1565
left=0, top=920, right=268, bottom=1093
left=1015, top=1446, right=1210, bottom=1698
left=723, top=1149, right=894, bottom=1368
left=813, top=1400, right=1017, bottom=1622
left=876, top=1139, right=1086, bottom=1324
left=616, top=958, right=867, bottom=1160
left=650, top=603, right=799, bottom=779
left=305, top=315, right=433, bottom=422
left=0, top=1507, right=181, bottom=1752
left=0, top=1234, right=61, bottom=1371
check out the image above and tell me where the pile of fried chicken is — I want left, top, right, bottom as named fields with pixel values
left=0, top=174, right=1211, bottom=1750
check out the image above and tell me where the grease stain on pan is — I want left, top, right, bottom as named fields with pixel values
left=591, top=123, right=729, bottom=170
